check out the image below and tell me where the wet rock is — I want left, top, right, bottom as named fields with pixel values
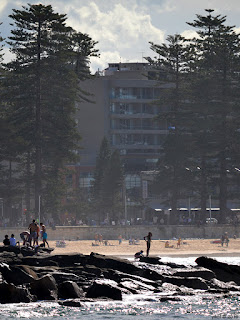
left=58, top=299, right=83, bottom=307
left=0, top=252, right=22, bottom=265
left=119, top=278, right=156, bottom=294
left=58, top=281, right=84, bottom=299
left=210, top=278, right=240, bottom=291
left=88, top=252, right=140, bottom=275
left=162, top=275, right=209, bottom=290
left=160, top=296, right=182, bottom=302
left=173, top=267, right=215, bottom=281
left=196, top=256, right=240, bottom=285
left=0, top=263, right=35, bottom=285
left=0, top=281, right=36, bottom=303
left=51, top=271, right=80, bottom=284
left=30, top=274, right=58, bottom=300
left=139, top=256, right=161, bottom=264
left=86, top=279, right=122, bottom=300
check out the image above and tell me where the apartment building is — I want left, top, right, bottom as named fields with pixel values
left=68, top=62, right=172, bottom=221
left=77, top=62, right=172, bottom=172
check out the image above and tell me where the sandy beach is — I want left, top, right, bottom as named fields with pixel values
left=47, top=238, right=240, bottom=258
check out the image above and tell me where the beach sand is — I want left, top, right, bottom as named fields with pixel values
left=47, top=238, right=240, bottom=258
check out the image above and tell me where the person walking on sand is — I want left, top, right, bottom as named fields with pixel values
left=144, top=232, right=152, bottom=257
left=177, top=237, right=181, bottom=248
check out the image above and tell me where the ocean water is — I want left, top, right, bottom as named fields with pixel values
left=1, top=256, right=240, bottom=319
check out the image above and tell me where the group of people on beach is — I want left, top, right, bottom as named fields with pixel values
left=3, top=219, right=49, bottom=248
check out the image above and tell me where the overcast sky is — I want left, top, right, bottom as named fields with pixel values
left=1, top=0, right=240, bottom=72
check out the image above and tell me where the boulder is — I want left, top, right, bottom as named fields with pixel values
left=51, top=271, right=80, bottom=284
left=58, top=299, right=83, bottom=307
left=119, top=278, right=156, bottom=294
left=196, top=256, right=240, bottom=285
left=173, top=267, right=215, bottom=281
left=0, top=263, right=35, bottom=285
left=162, top=275, right=209, bottom=290
left=0, top=281, right=36, bottom=303
left=139, top=256, right=161, bottom=264
left=30, top=274, right=58, bottom=300
left=58, top=281, right=84, bottom=299
left=88, top=253, right=140, bottom=275
left=86, top=279, right=122, bottom=300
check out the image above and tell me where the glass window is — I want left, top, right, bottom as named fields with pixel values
left=79, top=172, right=94, bottom=189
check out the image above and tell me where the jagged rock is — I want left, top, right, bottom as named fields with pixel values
left=0, top=246, right=20, bottom=254
left=162, top=275, right=209, bottom=290
left=173, top=267, right=215, bottom=281
left=196, top=256, right=240, bottom=285
left=30, top=274, right=58, bottom=300
left=139, top=256, right=161, bottom=264
left=210, top=278, right=240, bottom=291
left=86, top=279, right=122, bottom=300
left=119, top=278, right=156, bottom=294
left=58, top=297, right=94, bottom=307
left=58, top=299, right=83, bottom=307
left=0, top=263, right=35, bottom=285
left=0, top=281, right=36, bottom=303
left=160, top=296, right=182, bottom=302
left=51, top=271, right=80, bottom=284
left=58, top=281, right=84, bottom=299
left=88, top=253, right=140, bottom=275
left=0, top=252, right=22, bottom=265
left=102, top=268, right=160, bottom=288
left=139, top=268, right=163, bottom=281
left=84, top=265, right=102, bottom=277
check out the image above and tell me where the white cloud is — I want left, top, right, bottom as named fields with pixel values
left=2, top=46, right=14, bottom=63
left=0, top=0, right=7, bottom=13
left=181, top=30, right=198, bottom=40
left=65, top=2, right=165, bottom=71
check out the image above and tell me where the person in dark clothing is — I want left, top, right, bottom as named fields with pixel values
left=144, top=232, right=152, bottom=257
left=3, top=234, right=10, bottom=246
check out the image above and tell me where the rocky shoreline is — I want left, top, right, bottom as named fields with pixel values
left=0, top=247, right=240, bottom=306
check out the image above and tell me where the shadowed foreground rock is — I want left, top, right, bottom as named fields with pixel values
left=0, top=248, right=239, bottom=304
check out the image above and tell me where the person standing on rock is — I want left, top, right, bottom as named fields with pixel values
left=28, top=219, right=38, bottom=246
left=144, top=232, right=152, bottom=257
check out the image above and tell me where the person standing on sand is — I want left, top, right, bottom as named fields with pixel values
left=40, top=222, right=49, bottom=248
left=144, top=232, right=152, bottom=257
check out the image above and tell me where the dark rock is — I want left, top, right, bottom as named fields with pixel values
left=196, top=256, right=240, bottom=285
left=160, top=296, right=182, bottom=302
left=51, top=271, right=80, bottom=284
left=0, top=252, right=22, bottom=265
left=102, top=269, right=160, bottom=288
left=86, top=279, right=122, bottom=300
left=58, top=281, right=84, bottom=299
left=119, top=278, right=156, bottom=294
left=139, top=256, right=161, bottom=264
left=139, top=268, right=163, bottom=281
left=58, top=299, right=83, bottom=307
left=0, top=246, right=20, bottom=254
left=210, top=278, right=240, bottom=291
left=162, top=275, right=209, bottom=290
left=84, top=265, right=102, bottom=277
left=173, top=267, right=215, bottom=281
left=0, top=263, right=35, bottom=285
left=88, top=253, right=139, bottom=275
left=30, top=274, right=58, bottom=300
left=0, top=281, right=36, bottom=303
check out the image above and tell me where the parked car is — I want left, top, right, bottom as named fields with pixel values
left=206, top=217, right=218, bottom=224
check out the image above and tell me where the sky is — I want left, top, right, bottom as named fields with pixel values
left=1, top=0, right=240, bottom=72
